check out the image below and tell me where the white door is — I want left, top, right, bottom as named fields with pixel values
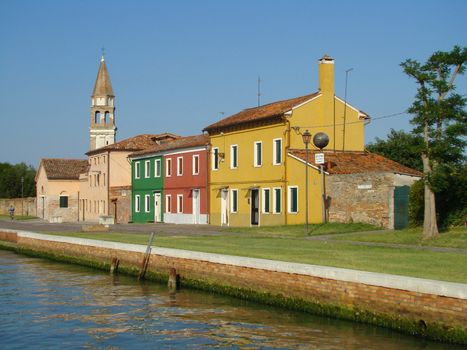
left=154, top=193, right=162, bottom=222
left=192, top=189, right=200, bottom=224
left=221, top=189, right=228, bottom=226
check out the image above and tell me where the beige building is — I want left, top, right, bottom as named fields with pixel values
left=35, top=158, right=89, bottom=222
left=79, top=133, right=178, bottom=223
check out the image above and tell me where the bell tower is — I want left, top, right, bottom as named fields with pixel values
left=90, top=53, right=117, bottom=151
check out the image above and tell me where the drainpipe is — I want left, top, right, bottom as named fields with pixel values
left=283, top=115, right=291, bottom=225
left=206, top=141, right=211, bottom=224
left=107, top=151, right=110, bottom=218
left=77, top=191, right=80, bottom=222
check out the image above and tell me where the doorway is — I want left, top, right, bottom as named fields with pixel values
left=250, top=189, right=259, bottom=225
left=192, top=189, right=200, bottom=224
left=221, top=189, right=228, bottom=226
left=154, top=192, right=162, bottom=223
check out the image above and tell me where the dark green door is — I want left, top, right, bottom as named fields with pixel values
left=394, top=186, right=410, bottom=229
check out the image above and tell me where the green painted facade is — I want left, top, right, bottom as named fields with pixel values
left=131, top=156, right=164, bottom=223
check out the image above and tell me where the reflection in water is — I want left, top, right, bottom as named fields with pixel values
left=0, top=250, right=460, bottom=349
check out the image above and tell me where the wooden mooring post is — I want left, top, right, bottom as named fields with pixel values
left=110, top=257, right=120, bottom=274
left=138, top=232, right=155, bottom=281
left=168, top=267, right=180, bottom=292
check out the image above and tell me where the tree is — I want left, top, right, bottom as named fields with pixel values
left=401, top=46, right=466, bottom=239
left=366, top=129, right=423, bottom=171
left=0, top=162, right=36, bottom=198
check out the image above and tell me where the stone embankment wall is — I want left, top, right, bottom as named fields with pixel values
left=0, top=229, right=466, bottom=344
left=0, top=197, right=36, bottom=217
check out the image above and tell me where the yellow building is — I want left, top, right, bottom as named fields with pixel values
left=204, top=55, right=370, bottom=226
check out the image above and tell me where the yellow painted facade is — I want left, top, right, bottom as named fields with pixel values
left=207, top=55, right=367, bottom=226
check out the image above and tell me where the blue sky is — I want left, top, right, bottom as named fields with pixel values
left=0, top=0, right=465, bottom=166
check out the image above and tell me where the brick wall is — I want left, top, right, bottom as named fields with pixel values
left=12, top=234, right=467, bottom=332
left=0, top=197, right=36, bottom=217
left=327, top=173, right=393, bottom=228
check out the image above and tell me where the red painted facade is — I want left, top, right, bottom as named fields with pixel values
left=164, top=148, right=208, bottom=223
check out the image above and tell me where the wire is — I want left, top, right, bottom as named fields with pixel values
left=298, top=111, right=409, bottom=129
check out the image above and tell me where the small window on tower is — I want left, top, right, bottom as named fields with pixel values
left=104, top=111, right=109, bottom=123
left=95, top=111, right=101, bottom=124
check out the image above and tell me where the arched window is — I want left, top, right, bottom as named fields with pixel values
left=95, top=111, right=101, bottom=124
left=104, top=111, right=109, bottom=124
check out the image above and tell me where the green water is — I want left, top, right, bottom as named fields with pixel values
left=0, top=250, right=460, bottom=349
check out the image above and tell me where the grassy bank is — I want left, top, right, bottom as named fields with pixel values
left=42, top=230, right=467, bottom=283
left=0, top=215, right=37, bottom=221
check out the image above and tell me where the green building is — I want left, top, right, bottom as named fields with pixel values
left=131, top=155, right=164, bottom=223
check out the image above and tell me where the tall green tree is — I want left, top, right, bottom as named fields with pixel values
left=0, top=162, right=36, bottom=198
left=401, top=46, right=466, bottom=239
left=366, top=129, right=423, bottom=171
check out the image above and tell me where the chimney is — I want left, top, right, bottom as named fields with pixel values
left=318, top=54, right=335, bottom=96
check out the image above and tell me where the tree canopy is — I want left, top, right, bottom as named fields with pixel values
left=0, top=162, right=36, bottom=198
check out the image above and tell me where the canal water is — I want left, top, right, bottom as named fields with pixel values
left=0, top=250, right=460, bottom=349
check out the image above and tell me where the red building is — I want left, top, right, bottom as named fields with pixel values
left=133, top=134, right=209, bottom=224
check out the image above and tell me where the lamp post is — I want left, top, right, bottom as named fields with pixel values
left=313, top=132, right=330, bottom=224
left=302, top=130, right=312, bottom=234
left=21, top=176, right=24, bottom=216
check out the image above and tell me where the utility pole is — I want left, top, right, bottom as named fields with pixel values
left=257, top=76, right=261, bottom=107
left=342, top=68, right=353, bottom=151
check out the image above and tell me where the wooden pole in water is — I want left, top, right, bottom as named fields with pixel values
left=110, top=257, right=119, bottom=274
left=168, top=268, right=177, bottom=292
left=138, top=232, right=155, bottom=281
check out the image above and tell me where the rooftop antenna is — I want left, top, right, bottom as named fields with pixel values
left=257, top=76, right=262, bottom=107
left=342, top=68, right=353, bottom=151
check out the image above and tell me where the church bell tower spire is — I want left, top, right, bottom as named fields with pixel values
left=90, top=52, right=117, bottom=151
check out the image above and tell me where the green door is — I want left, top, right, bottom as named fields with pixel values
left=394, top=186, right=410, bottom=229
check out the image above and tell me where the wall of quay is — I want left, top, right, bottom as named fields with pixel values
left=0, top=229, right=465, bottom=345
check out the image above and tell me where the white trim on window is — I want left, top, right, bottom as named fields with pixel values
left=144, top=194, right=150, bottom=213
left=230, top=189, right=238, bottom=213
left=192, top=154, right=200, bottom=175
left=165, top=195, right=172, bottom=213
left=154, top=159, right=161, bottom=177
left=212, top=147, right=219, bottom=170
left=135, top=161, right=140, bottom=179
left=254, top=141, right=262, bottom=167
left=288, top=186, right=299, bottom=214
left=273, top=187, right=281, bottom=214
left=135, top=194, right=140, bottom=213
left=177, top=194, right=183, bottom=213
left=177, top=157, right=183, bottom=176
left=166, top=158, right=172, bottom=177
left=144, top=160, right=150, bottom=178
left=262, top=188, right=270, bottom=214
left=230, top=144, right=238, bottom=169
left=273, top=138, right=282, bottom=165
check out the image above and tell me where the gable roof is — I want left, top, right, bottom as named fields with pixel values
left=86, top=133, right=179, bottom=156
left=130, top=134, right=209, bottom=158
left=203, top=93, right=321, bottom=133
left=288, top=150, right=422, bottom=177
left=92, top=57, right=114, bottom=97
left=37, top=158, right=89, bottom=181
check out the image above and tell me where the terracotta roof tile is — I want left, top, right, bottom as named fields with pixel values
left=203, top=92, right=320, bottom=132
left=39, top=158, right=89, bottom=180
left=86, top=133, right=179, bottom=155
left=288, top=150, right=422, bottom=176
left=131, top=134, right=209, bottom=157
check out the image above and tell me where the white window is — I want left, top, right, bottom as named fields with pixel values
left=254, top=141, right=262, bottom=167
left=212, top=147, right=219, bottom=170
left=166, top=158, right=172, bottom=177
left=177, top=194, right=183, bottom=213
left=166, top=195, right=172, bottom=213
left=273, top=187, right=281, bottom=214
left=288, top=186, right=298, bottom=213
left=135, top=161, right=140, bottom=179
left=177, top=157, right=183, bottom=176
left=231, top=189, right=238, bottom=213
left=144, top=194, right=150, bottom=213
left=192, top=155, right=200, bottom=175
left=262, top=188, right=270, bottom=213
left=135, top=195, right=140, bottom=213
left=144, top=160, right=150, bottom=178
left=273, top=138, right=282, bottom=165
left=155, top=159, right=161, bottom=177
left=230, top=145, right=238, bottom=169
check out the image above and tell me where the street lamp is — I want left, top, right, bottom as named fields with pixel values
left=302, top=130, right=311, bottom=234
left=313, top=132, right=330, bottom=224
